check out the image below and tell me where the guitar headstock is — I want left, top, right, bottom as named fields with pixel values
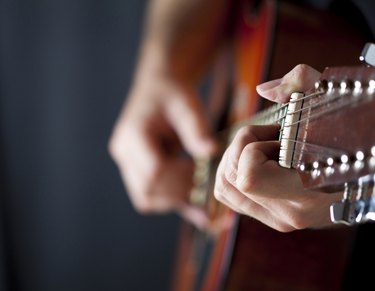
left=279, top=64, right=375, bottom=224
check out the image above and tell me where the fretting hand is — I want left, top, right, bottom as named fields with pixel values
left=213, top=64, right=343, bottom=232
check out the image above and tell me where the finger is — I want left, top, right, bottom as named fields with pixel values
left=228, top=124, right=280, bottom=163
left=177, top=204, right=210, bottom=230
left=239, top=200, right=294, bottom=232
left=215, top=162, right=294, bottom=232
left=256, top=64, right=321, bottom=103
left=214, top=172, right=252, bottom=215
left=123, top=157, right=194, bottom=213
left=164, top=87, right=219, bottom=158
left=215, top=139, right=305, bottom=231
left=223, top=125, right=280, bottom=185
left=121, top=127, right=195, bottom=213
left=234, top=140, right=341, bottom=229
left=236, top=140, right=289, bottom=198
left=214, top=148, right=267, bottom=217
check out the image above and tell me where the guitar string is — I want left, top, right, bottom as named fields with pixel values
left=265, top=90, right=368, bottom=165
left=279, top=139, right=350, bottom=160
left=247, top=91, right=323, bottom=124
left=227, top=90, right=324, bottom=136
left=225, top=90, right=325, bottom=143
left=277, top=90, right=366, bottom=128
left=253, top=90, right=359, bottom=127
left=220, top=88, right=373, bottom=169
left=229, top=88, right=371, bottom=137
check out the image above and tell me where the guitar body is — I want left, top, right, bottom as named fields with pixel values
left=171, top=0, right=369, bottom=290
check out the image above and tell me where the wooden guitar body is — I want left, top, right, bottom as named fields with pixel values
left=171, top=0, right=369, bottom=290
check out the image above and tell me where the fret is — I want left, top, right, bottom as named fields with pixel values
left=227, top=102, right=286, bottom=143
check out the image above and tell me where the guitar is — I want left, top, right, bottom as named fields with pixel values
left=170, top=0, right=371, bottom=290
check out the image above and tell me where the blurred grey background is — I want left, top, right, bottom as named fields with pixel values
left=0, top=1, right=180, bottom=290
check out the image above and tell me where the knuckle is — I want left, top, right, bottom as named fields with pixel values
left=236, top=145, right=260, bottom=194
left=107, top=136, right=120, bottom=159
left=236, top=126, right=251, bottom=138
left=213, top=182, right=225, bottom=202
left=131, top=190, right=167, bottom=215
left=236, top=173, right=258, bottom=194
left=213, top=189, right=223, bottom=202
left=269, top=215, right=297, bottom=233
left=292, top=64, right=309, bottom=82
left=294, top=63, right=309, bottom=75
left=213, top=177, right=230, bottom=202
left=275, top=224, right=296, bottom=233
left=235, top=126, right=255, bottom=143
left=224, top=160, right=237, bottom=184
left=132, top=197, right=154, bottom=214
left=108, top=130, right=128, bottom=163
left=289, top=215, right=308, bottom=230
left=283, top=210, right=308, bottom=231
left=135, top=195, right=158, bottom=214
left=243, top=142, right=258, bottom=157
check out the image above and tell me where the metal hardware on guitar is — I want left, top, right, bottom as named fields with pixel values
left=330, top=175, right=375, bottom=225
left=275, top=43, right=375, bottom=226
left=360, top=42, right=375, bottom=67
left=330, top=43, right=375, bottom=225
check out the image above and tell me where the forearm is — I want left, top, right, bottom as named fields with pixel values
left=135, top=0, right=232, bottom=83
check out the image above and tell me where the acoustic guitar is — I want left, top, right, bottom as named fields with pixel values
left=170, top=0, right=372, bottom=290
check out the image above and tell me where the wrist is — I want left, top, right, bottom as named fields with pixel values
left=134, top=39, right=171, bottom=81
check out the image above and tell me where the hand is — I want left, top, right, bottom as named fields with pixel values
left=108, top=0, right=231, bottom=230
left=108, top=70, right=218, bottom=229
left=213, top=64, right=343, bottom=232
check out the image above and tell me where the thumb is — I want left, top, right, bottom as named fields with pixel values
left=165, top=88, right=219, bottom=158
left=256, top=64, right=321, bottom=103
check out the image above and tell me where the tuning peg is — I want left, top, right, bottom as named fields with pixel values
left=330, top=183, right=356, bottom=225
left=354, top=199, right=366, bottom=223
left=353, top=196, right=375, bottom=223
left=364, top=197, right=375, bottom=221
left=330, top=200, right=356, bottom=225
left=360, top=176, right=375, bottom=222
left=333, top=176, right=375, bottom=224
left=359, top=43, right=375, bottom=67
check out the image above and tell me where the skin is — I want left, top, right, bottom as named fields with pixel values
left=214, top=64, right=344, bottom=232
left=109, top=0, right=345, bottom=233
left=108, top=0, right=231, bottom=229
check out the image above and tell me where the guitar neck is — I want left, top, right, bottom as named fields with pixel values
left=227, top=99, right=286, bottom=144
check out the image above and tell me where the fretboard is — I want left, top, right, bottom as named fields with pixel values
left=227, top=92, right=305, bottom=169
